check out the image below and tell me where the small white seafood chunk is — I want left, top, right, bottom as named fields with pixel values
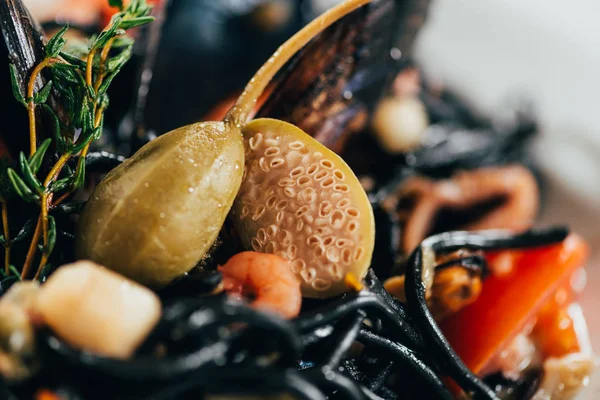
left=531, top=353, right=596, bottom=400
left=35, top=261, right=161, bottom=359
left=0, top=282, right=41, bottom=381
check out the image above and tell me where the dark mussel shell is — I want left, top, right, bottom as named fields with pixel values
left=258, top=0, right=431, bottom=154
left=139, top=0, right=430, bottom=144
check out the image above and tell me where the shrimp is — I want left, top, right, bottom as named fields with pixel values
left=218, top=252, right=302, bottom=319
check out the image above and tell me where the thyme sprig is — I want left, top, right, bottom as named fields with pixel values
left=1, top=0, right=154, bottom=281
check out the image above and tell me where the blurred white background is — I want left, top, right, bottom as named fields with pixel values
left=415, top=0, right=600, bottom=207
left=415, top=1, right=600, bottom=397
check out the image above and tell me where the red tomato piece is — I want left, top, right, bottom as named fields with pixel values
left=440, top=234, right=589, bottom=375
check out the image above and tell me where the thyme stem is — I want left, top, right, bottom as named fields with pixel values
left=85, top=49, right=97, bottom=88
left=94, top=38, right=116, bottom=94
left=44, top=154, right=72, bottom=189
left=21, top=215, right=42, bottom=279
left=27, top=58, right=56, bottom=157
left=39, top=193, right=49, bottom=269
left=51, top=191, right=71, bottom=209
left=33, top=153, right=72, bottom=276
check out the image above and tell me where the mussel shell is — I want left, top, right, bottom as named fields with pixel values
left=255, top=0, right=432, bottom=155
left=258, top=0, right=431, bottom=154
left=0, top=0, right=49, bottom=158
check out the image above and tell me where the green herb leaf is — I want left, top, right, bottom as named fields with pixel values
left=0, top=158, right=14, bottom=202
left=51, top=62, right=79, bottom=71
left=110, top=35, right=134, bottom=49
left=47, top=215, right=56, bottom=255
left=41, top=104, right=66, bottom=153
left=89, top=127, right=102, bottom=142
left=49, top=176, right=72, bottom=193
left=109, top=0, right=124, bottom=10
left=9, top=265, right=21, bottom=280
left=87, top=84, right=96, bottom=100
left=34, top=80, right=53, bottom=104
left=46, top=24, right=69, bottom=58
left=96, top=68, right=121, bottom=98
left=74, top=64, right=89, bottom=88
left=11, top=218, right=36, bottom=245
left=73, top=157, right=86, bottom=189
left=58, top=51, right=87, bottom=68
left=37, top=262, right=55, bottom=283
left=109, top=11, right=126, bottom=25
left=70, top=132, right=94, bottom=154
left=79, top=101, right=93, bottom=134
left=19, top=153, right=44, bottom=194
left=9, top=64, right=26, bottom=106
left=93, top=16, right=123, bottom=49
left=28, top=138, right=52, bottom=174
left=126, top=0, right=140, bottom=13
left=7, top=168, right=39, bottom=203
left=106, top=46, right=132, bottom=72
left=98, top=93, right=110, bottom=110
left=118, top=16, right=154, bottom=30
left=51, top=66, right=79, bottom=84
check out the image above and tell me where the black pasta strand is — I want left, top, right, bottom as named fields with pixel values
left=294, top=291, right=424, bottom=352
left=145, top=367, right=328, bottom=400
left=358, top=329, right=453, bottom=400
left=303, top=368, right=369, bottom=400
left=367, top=360, right=394, bottom=392
left=422, top=227, right=568, bottom=254
left=301, top=323, right=337, bottom=347
left=406, top=247, right=499, bottom=399
left=38, top=298, right=301, bottom=383
left=434, top=254, right=488, bottom=276
left=324, top=312, right=365, bottom=369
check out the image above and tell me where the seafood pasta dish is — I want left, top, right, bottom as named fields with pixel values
left=0, top=0, right=595, bottom=399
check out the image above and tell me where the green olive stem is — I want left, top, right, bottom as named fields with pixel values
left=226, top=0, right=372, bottom=125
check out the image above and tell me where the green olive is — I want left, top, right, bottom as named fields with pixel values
left=232, top=119, right=375, bottom=298
left=76, top=122, right=244, bottom=288
left=76, top=0, right=373, bottom=288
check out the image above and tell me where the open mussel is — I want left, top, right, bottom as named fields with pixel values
left=257, top=0, right=432, bottom=154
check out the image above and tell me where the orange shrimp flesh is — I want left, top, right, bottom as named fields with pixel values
left=218, top=252, right=302, bottom=319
